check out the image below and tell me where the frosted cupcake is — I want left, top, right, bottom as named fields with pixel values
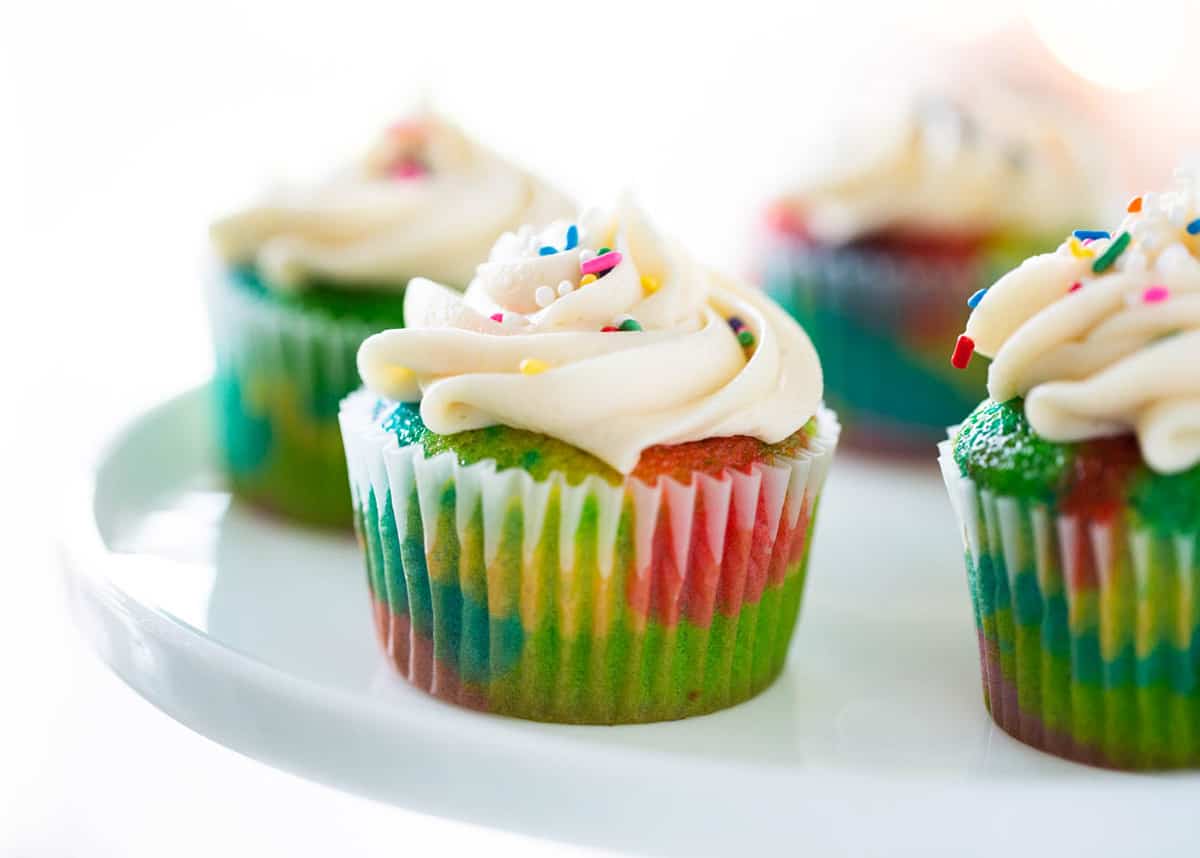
left=941, top=171, right=1200, bottom=769
left=208, top=113, right=572, bottom=527
left=763, top=83, right=1108, bottom=454
left=340, top=202, right=839, bottom=723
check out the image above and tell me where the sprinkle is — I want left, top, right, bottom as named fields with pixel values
left=1068, top=281, right=1083, bottom=293
left=557, top=280, right=574, bottom=297
left=538, top=246, right=557, bottom=256
left=601, top=325, right=619, bottom=332
left=534, top=286, right=556, bottom=308
left=727, top=316, right=745, bottom=331
left=1092, top=231, right=1131, bottom=273
left=564, top=225, right=579, bottom=251
left=597, top=247, right=611, bottom=255
left=383, top=365, right=415, bottom=387
left=737, top=330, right=755, bottom=348
left=1127, top=196, right=1143, bottom=213
left=1068, top=236, right=1094, bottom=259
left=579, top=249, right=596, bottom=263
left=618, top=318, right=643, bottom=332
left=389, top=160, right=427, bottom=180
left=519, top=358, right=548, bottom=375
left=950, top=334, right=975, bottom=370
left=579, top=273, right=598, bottom=287
left=966, top=288, right=988, bottom=309
left=490, top=312, right=504, bottom=322
left=1143, top=285, right=1170, bottom=303
left=1187, top=218, right=1200, bottom=235
left=641, top=275, right=660, bottom=294
left=1073, top=230, right=1110, bottom=241
left=581, top=251, right=622, bottom=276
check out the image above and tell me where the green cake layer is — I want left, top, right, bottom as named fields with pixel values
left=379, top=400, right=818, bottom=486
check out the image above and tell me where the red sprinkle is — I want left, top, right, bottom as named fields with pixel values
left=1068, top=281, right=1083, bottom=293
left=601, top=325, right=619, bottom=332
left=1127, top=196, right=1143, bottom=213
left=490, top=312, right=503, bottom=323
left=951, top=334, right=975, bottom=370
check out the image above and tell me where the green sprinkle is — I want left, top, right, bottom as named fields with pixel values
left=1092, top=231, right=1130, bottom=273
left=737, top=330, right=755, bottom=347
left=597, top=246, right=611, bottom=255
left=618, top=318, right=642, bottom=332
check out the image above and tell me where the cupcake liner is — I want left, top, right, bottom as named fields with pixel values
left=206, top=271, right=389, bottom=528
left=340, top=391, right=839, bottom=723
left=763, top=238, right=991, bottom=453
left=939, top=441, right=1200, bottom=769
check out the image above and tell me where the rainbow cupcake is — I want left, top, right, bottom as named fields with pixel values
left=340, top=202, right=838, bottom=723
left=763, top=83, right=1108, bottom=454
left=941, top=172, right=1200, bottom=768
left=208, top=113, right=571, bottom=527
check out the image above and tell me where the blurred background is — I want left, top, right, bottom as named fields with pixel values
left=4, top=0, right=1199, bottom=854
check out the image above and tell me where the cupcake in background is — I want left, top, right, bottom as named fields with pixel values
left=340, top=201, right=838, bottom=723
left=762, top=81, right=1111, bottom=455
left=941, top=170, right=1200, bottom=769
left=207, top=112, right=572, bottom=528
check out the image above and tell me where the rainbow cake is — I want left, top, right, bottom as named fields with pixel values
left=340, top=202, right=838, bottom=723
left=941, top=172, right=1200, bottom=768
left=763, top=82, right=1108, bottom=454
left=208, top=113, right=571, bottom=527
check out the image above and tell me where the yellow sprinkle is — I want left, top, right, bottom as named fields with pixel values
left=519, top=358, right=549, bottom=375
left=641, top=275, right=661, bottom=294
left=1068, top=236, right=1094, bottom=259
left=383, top=366, right=414, bottom=387
left=579, top=273, right=598, bottom=287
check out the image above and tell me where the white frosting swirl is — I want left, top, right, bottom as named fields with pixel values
left=965, top=170, right=1200, bottom=474
left=357, top=203, right=824, bottom=473
left=210, top=113, right=572, bottom=290
left=782, top=85, right=1104, bottom=243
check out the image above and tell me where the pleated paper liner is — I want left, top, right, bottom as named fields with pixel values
left=940, top=441, right=1200, bottom=769
left=206, top=271, right=389, bottom=528
left=340, top=391, right=839, bottom=724
left=762, top=238, right=990, bottom=454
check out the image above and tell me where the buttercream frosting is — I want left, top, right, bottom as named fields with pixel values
left=211, top=112, right=572, bottom=290
left=357, top=202, right=824, bottom=473
left=962, top=169, right=1200, bottom=474
left=782, top=84, right=1104, bottom=244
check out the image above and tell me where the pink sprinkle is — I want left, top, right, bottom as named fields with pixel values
left=1068, top=281, right=1083, bottom=293
left=389, top=160, right=427, bottom=180
left=1081, top=238, right=1094, bottom=246
left=490, top=312, right=503, bottom=323
left=1143, top=285, right=1170, bottom=304
left=580, top=251, right=622, bottom=276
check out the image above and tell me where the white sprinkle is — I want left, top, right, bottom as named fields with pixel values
left=556, top=280, right=574, bottom=297
left=580, top=249, right=596, bottom=263
left=534, top=286, right=556, bottom=308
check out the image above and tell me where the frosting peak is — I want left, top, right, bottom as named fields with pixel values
left=357, top=203, right=824, bottom=473
left=210, top=112, right=572, bottom=291
left=782, top=85, right=1105, bottom=244
left=961, top=169, right=1200, bottom=474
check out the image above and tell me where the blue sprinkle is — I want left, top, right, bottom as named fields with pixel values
left=1188, top=219, right=1200, bottom=236
left=564, top=224, right=579, bottom=251
left=538, top=246, right=557, bottom=256
left=727, top=316, right=745, bottom=331
left=1072, top=229, right=1110, bottom=241
left=967, top=288, right=988, bottom=309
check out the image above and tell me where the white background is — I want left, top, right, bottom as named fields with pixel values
left=4, top=1, right=1200, bottom=855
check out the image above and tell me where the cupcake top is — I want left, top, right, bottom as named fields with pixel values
left=777, top=84, right=1104, bottom=244
left=955, top=169, right=1200, bottom=475
left=357, top=202, right=824, bottom=474
left=210, top=112, right=573, bottom=291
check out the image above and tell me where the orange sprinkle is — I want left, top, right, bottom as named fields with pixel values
left=1127, top=196, right=1143, bottom=213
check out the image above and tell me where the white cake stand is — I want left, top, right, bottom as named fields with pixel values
left=61, top=388, right=1200, bottom=856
